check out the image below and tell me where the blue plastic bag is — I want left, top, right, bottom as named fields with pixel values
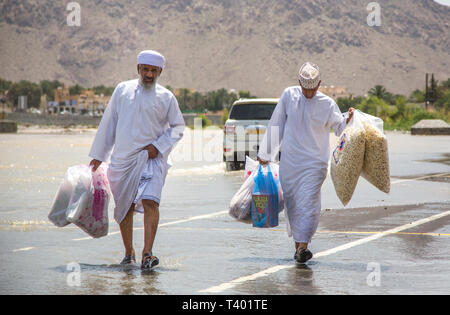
left=251, top=165, right=279, bottom=228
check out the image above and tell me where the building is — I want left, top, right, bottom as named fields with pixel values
left=76, top=90, right=110, bottom=115
left=54, top=86, right=70, bottom=103
left=49, top=86, right=110, bottom=115
left=50, top=86, right=76, bottom=114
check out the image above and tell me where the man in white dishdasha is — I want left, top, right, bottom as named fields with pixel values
left=89, top=50, right=185, bottom=270
left=258, top=62, right=354, bottom=264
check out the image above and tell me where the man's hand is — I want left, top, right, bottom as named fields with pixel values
left=144, top=144, right=159, bottom=159
left=346, top=107, right=355, bottom=124
left=257, top=157, right=269, bottom=165
left=89, top=159, right=102, bottom=172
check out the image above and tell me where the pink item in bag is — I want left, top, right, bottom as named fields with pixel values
left=73, top=165, right=110, bottom=238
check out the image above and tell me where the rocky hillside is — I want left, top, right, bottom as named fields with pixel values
left=0, top=0, right=449, bottom=97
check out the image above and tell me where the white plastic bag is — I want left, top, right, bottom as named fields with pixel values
left=48, top=165, right=91, bottom=227
left=243, top=155, right=259, bottom=181
left=229, top=156, right=284, bottom=223
left=358, top=110, right=384, bottom=133
left=330, top=111, right=366, bottom=206
left=48, top=164, right=110, bottom=238
left=65, top=165, right=94, bottom=223
left=229, top=171, right=255, bottom=223
left=358, top=111, right=390, bottom=193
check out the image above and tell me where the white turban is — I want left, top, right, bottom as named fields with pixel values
left=298, top=62, right=320, bottom=89
left=137, top=50, right=165, bottom=69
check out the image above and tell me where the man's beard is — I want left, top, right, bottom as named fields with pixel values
left=139, top=76, right=158, bottom=90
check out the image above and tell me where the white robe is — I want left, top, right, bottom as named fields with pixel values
left=258, top=86, right=346, bottom=243
left=89, top=79, right=185, bottom=224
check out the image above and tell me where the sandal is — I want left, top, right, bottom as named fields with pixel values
left=141, top=252, right=159, bottom=270
left=294, top=248, right=313, bottom=264
left=120, top=254, right=136, bottom=265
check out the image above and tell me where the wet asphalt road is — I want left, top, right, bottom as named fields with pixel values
left=0, top=130, right=449, bottom=295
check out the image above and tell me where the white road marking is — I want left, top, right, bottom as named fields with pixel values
left=390, top=172, right=449, bottom=184
left=12, top=247, right=34, bottom=252
left=71, top=210, right=228, bottom=241
left=199, top=209, right=450, bottom=293
left=159, top=210, right=229, bottom=227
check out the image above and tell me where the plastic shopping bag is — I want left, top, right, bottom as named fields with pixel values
left=243, top=155, right=259, bottom=181
left=71, top=165, right=110, bottom=238
left=65, top=165, right=95, bottom=223
left=330, top=111, right=366, bottom=206
left=251, top=165, right=280, bottom=228
left=229, top=156, right=284, bottom=223
left=247, top=156, right=284, bottom=212
left=48, top=165, right=92, bottom=227
left=229, top=172, right=255, bottom=223
left=48, top=164, right=110, bottom=238
left=229, top=156, right=260, bottom=222
left=358, top=111, right=391, bottom=193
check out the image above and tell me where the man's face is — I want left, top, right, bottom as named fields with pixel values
left=299, top=80, right=321, bottom=99
left=137, top=64, right=162, bottom=88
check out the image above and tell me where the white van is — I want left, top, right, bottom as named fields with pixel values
left=223, top=98, right=279, bottom=171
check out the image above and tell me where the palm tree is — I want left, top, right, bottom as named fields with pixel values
left=368, top=85, right=394, bottom=104
left=368, top=85, right=387, bottom=98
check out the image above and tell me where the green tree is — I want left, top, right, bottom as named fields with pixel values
left=205, top=88, right=239, bottom=111
left=412, top=109, right=438, bottom=124
left=238, top=90, right=256, bottom=99
left=0, top=78, right=12, bottom=93
left=391, top=95, right=407, bottom=120
left=7, top=80, right=41, bottom=109
left=368, top=85, right=394, bottom=104
left=356, top=96, right=391, bottom=120
left=221, top=107, right=229, bottom=125
left=196, top=114, right=211, bottom=128
left=409, top=89, right=425, bottom=103
left=69, top=84, right=84, bottom=95
left=178, top=88, right=193, bottom=110
left=39, top=79, right=64, bottom=101
left=430, top=74, right=439, bottom=102
left=191, top=91, right=204, bottom=110
left=337, top=94, right=364, bottom=112
left=440, top=78, right=450, bottom=89
left=92, top=85, right=114, bottom=96
left=435, top=90, right=450, bottom=113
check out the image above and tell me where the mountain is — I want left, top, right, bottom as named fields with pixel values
left=0, top=0, right=449, bottom=98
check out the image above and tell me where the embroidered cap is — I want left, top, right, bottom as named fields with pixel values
left=298, top=62, right=320, bottom=89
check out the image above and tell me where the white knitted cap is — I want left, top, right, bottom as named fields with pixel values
left=298, top=62, right=320, bottom=89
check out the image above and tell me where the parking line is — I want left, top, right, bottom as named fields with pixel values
left=199, top=209, right=450, bottom=293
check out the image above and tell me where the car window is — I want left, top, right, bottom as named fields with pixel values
left=229, top=104, right=277, bottom=120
